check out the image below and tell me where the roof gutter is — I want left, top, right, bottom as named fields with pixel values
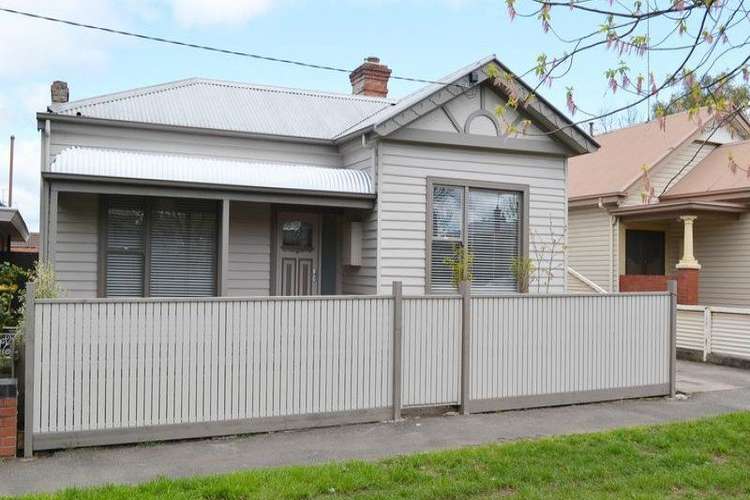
left=660, top=186, right=750, bottom=202
left=568, top=192, right=625, bottom=208
left=610, top=200, right=746, bottom=217
left=0, top=208, right=30, bottom=242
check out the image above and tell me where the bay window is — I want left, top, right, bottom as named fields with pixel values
left=428, top=179, right=527, bottom=294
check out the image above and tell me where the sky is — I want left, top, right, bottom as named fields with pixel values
left=0, top=0, right=747, bottom=232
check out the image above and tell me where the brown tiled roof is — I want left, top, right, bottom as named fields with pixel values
left=663, top=140, right=750, bottom=198
left=568, top=111, right=707, bottom=199
left=11, top=232, right=39, bottom=254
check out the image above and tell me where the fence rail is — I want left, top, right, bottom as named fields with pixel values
left=25, top=286, right=674, bottom=455
left=677, top=305, right=750, bottom=362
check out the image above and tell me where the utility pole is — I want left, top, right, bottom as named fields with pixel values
left=8, top=135, right=14, bottom=207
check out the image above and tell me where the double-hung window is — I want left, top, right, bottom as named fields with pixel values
left=103, top=196, right=219, bottom=297
left=429, top=180, right=526, bottom=294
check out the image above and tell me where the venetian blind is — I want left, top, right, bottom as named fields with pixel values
left=430, top=185, right=464, bottom=293
left=105, top=198, right=146, bottom=297
left=467, top=189, right=520, bottom=293
left=149, top=199, right=218, bottom=297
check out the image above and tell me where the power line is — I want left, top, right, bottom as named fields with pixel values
left=0, top=6, right=461, bottom=88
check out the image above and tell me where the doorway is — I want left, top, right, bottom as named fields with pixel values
left=275, top=212, right=320, bottom=295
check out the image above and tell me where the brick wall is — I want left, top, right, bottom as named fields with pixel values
left=619, top=273, right=699, bottom=304
left=0, top=379, right=17, bottom=458
left=619, top=275, right=673, bottom=293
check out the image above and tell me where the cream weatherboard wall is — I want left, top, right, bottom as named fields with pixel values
left=227, top=202, right=272, bottom=297
left=621, top=140, right=718, bottom=206
left=54, top=192, right=99, bottom=298
left=340, top=139, right=378, bottom=295
left=692, top=215, right=750, bottom=307
left=568, top=206, right=617, bottom=292
left=377, top=140, right=568, bottom=295
left=567, top=271, right=598, bottom=294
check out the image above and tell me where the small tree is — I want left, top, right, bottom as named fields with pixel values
left=529, top=216, right=567, bottom=294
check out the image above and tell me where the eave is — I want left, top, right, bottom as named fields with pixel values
left=609, top=200, right=746, bottom=221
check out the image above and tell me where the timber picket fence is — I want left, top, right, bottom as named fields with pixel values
left=677, top=304, right=750, bottom=363
left=24, top=283, right=675, bottom=455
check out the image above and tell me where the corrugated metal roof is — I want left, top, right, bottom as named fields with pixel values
left=50, top=147, right=373, bottom=194
left=50, top=79, right=394, bottom=140
left=46, top=55, right=597, bottom=153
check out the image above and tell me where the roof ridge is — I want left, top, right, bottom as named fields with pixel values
left=594, top=109, right=695, bottom=138
left=50, top=78, right=201, bottom=112
left=54, top=76, right=397, bottom=114
left=193, top=78, right=397, bottom=103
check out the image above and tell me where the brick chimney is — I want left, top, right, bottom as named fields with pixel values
left=50, top=81, right=69, bottom=104
left=349, top=57, right=392, bottom=98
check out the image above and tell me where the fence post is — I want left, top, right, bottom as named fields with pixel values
left=391, top=281, right=402, bottom=421
left=459, top=282, right=471, bottom=415
left=703, top=306, right=712, bottom=362
left=667, top=280, right=677, bottom=398
left=23, top=282, right=35, bottom=458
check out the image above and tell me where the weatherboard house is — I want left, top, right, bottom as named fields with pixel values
left=37, top=56, right=597, bottom=299
left=567, top=110, right=750, bottom=306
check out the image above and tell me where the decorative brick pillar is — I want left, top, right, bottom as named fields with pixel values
left=675, top=268, right=700, bottom=305
left=0, top=379, right=17, bottom=458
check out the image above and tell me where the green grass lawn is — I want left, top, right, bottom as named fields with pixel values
left=17, top=412, right=750, bottom=499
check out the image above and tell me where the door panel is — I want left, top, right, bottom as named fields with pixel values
left=276, top=212, right=320, bottom=296
left=281, top=258, right=297, bottom=296
left=298, top=258, right=314, bottom=296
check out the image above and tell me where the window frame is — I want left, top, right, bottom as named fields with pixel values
left=425, top=177, right=530, bottom=294
left=98, top=195, right=220, bottom=298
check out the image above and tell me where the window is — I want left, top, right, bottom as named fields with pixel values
left=281, top=220, right=314, bottom=250
left=626, top=230, right=665, bottom=275
left=429, top=181, right=525, bottom=294
left=104, top=196, right=219, bottom=297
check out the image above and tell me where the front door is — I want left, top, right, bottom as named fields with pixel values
left=276, top=212, right=320, bottom=295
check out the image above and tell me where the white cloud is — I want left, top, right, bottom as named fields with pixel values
left=19, top=83, right=52, bottom=117
left=0, top=0, right=124, bottom=79
left=168, top=0, right=276, bottom=27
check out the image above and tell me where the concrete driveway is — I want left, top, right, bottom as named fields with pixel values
left=2, top=360, right=749, bottom=497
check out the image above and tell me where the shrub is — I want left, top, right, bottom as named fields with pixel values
left=443, top=243, right=474, bottom=290
left=16, top=261, right=64, bottom=351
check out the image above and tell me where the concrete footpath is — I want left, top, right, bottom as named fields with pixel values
left=2, top=360, right=750, bottom=496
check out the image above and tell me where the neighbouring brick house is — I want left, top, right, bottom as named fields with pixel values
left=567, top=110, right=750, bottom=306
